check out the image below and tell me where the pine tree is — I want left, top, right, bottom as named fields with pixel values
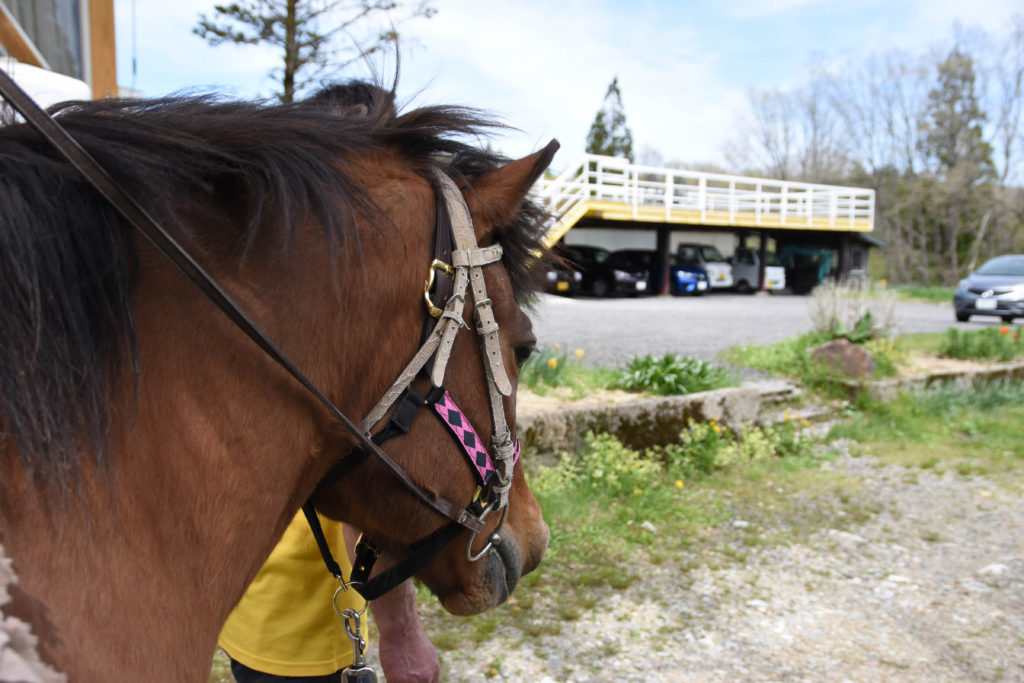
left=585, top=77, right=635, bottom=162
left=920, top=48, right=996, bottom=278
left=193, top=0, right=435, bottom=103
left=921, top=49, right=994, bottom=182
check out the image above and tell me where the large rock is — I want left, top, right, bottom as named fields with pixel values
left=811, top=338, right=876, bottom=378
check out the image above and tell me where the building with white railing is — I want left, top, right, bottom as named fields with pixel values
left=534, top=154, right=879, bottom=293
left=537, top=154, right=875, bottom=245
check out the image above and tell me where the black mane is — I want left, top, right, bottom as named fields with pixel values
left=0, top=83, right=551, bottom=486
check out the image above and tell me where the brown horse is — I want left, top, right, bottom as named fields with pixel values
left=0, top=83, right=557, bottom=681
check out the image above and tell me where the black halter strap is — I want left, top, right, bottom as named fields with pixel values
left=0, top=70, right=485, bottom=534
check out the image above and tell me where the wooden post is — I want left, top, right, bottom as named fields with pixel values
left=88, top=0, right=117, bottom=99
left=0, top=4, right=47, bottom=67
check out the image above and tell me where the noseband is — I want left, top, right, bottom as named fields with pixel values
left=0, top=70, right=522, bottom=603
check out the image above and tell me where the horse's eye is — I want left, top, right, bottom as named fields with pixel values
left=514, top=343, right=536, bottom=368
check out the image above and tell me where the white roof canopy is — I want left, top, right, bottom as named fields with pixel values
left=1, top=58, right=91, bottom=111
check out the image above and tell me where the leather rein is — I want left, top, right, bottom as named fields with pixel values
left=0, top=69, right=519, bottom=602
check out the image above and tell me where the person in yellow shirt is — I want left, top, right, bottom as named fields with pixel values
left=219, top=511, right=440, bottom=682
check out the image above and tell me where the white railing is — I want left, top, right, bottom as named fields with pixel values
left=535, top=154, right=875, bottom=241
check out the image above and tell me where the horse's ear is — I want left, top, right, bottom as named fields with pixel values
left=466, top=139, right=560, bottom=241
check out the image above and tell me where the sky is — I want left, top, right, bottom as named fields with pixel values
left=113, top=0, right=1021, bottom=174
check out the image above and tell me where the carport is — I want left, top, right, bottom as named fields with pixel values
left=536, top=154, right=878, bottom=294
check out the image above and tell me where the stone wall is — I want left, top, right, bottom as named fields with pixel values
left=516, top=384, right=783, bottom=459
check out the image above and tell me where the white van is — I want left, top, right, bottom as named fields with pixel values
left=731, top=247, right=786, bottom=293
left=675, top=243, right=733, bottom=290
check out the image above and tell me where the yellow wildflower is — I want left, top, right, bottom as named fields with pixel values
left=553, top=343, right=561, bottom=350
left=675, top=480, right=684, bottom=489
left=712, top=424, right=721, bottom=434
left=575, top=348, right=584, bottom=358
left=633, top=488, right=643, bottom=495
left=547, top=357, right=558, bottom=369
left=801, top=419, right=811, bottom=428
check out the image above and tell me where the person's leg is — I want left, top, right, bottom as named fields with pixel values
left=229, top=657, right=341, bottom=683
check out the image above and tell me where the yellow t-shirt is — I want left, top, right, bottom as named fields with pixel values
left=218, top=511, right=368, bottom=677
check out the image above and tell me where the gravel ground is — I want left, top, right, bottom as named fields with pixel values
left=435, top=447, right=1024, bottom=682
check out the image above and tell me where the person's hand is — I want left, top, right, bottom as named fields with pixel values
left=368, top=579, right=440, bottom=683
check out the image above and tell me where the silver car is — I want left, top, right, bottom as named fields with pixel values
left=954, top=254, right=1024, bottom=323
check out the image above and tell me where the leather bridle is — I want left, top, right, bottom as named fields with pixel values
left=306, top=169, right=523, bottom=600
left=0, top=69, right=521, bottom=602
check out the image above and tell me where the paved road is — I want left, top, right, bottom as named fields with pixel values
left=527, top=291, right=1012, bottom=368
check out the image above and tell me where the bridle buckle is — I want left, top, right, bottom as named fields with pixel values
left=424, top=259, right=455, bottom=318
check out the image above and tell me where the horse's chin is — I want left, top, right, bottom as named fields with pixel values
left=439, top=538, right=522, bottom=616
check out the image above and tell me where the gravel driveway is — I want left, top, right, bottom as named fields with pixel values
left=527, top=292, right=1001, bottom=368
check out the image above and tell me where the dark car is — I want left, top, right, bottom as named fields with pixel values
left=954, top=254, right=1024, bottom=323
left=544, top=260, right=582, bottom=296
left=563, top=245, right=647, bottom=296
left=609, top=249, right=659, bottom=293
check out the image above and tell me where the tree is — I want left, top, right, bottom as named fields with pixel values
left=921, top=49, right=995, bottom=181
left=585, top=77, right=635, bottom=162
left=193, top=0, right=436, bottom=103
left=920, top=48, right=997, bottom=277
left=724, top=77, right=855, bottom=183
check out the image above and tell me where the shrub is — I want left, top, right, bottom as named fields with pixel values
left=658, top=416, right=815, bottom=475
left=533, top=433, right=660, bottom=498
left=659, top=418, right=731, bottom=476
left=808, top=279, right=898, bottom=342
left=617, top=353, right=734, bottom=395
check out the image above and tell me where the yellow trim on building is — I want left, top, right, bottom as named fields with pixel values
left=543, top=198, right=872, bottom=247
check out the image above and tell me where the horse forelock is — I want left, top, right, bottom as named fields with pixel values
left=0, top=82, right=552, bottom=489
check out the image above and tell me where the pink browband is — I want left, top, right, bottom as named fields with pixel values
left=433, top=390, right=520, bottom=484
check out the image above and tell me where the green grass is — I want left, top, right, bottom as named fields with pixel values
left=208, top=650, right=232, bottom=683
left=939, top=326, right=1024, bottom=361
left=890, top=285, right=956, bottom=304
left=894, top=332, right=945, bottom=355
left=827, top=380, right=1024, bottom=473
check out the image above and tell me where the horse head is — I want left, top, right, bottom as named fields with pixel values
left=308, top=132, right=559, bottom=615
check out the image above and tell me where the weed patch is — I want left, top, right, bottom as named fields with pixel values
left=939, top=326, right=1024, bottom=361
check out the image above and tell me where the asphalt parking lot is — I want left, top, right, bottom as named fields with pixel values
left=527, top=291, right=1009, bottom=369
